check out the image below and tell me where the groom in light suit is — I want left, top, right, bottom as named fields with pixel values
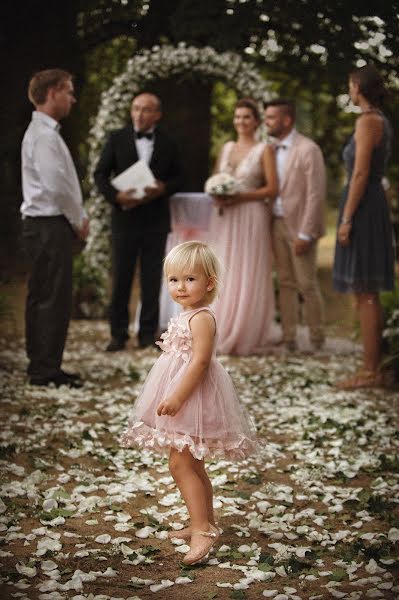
left=264, top=99, right=326, bottom=352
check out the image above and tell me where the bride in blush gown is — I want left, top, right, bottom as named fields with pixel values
left=208, top=98, right=278, bottom=355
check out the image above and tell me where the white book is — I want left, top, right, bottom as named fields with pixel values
left=111, top=159, right=156, bottom=199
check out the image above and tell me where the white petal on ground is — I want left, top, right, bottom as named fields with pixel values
left=174, top=544, right=190, bottom=554
left=388, top=527, right=399, bottom=542
left=42, top=498, right=58, bottom=512
left=175, top=576, right=193, bottom=584
left=36, top=537, right=62, bottom=556
left=149, top=579, right=174, bottom=592
left=295, top=546, right=311, bottom=558
left=135, top=526, right=156, bottom=538
left=41, top=559, right=58, bottom=572
left=94, top=534, right=112, bottom=544
left=130, top=576, right=155, bottom=585
left=15, top=563, right=37, bottom=577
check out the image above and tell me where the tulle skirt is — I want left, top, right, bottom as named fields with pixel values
left=120, top=351, right=258, bottom=461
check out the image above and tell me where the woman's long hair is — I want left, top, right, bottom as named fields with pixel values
left=350, top=64, right=388, bottom=109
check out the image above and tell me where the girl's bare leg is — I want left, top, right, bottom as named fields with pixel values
left=169, top=447, right=209, bottom=531
left=192, top=459, right=216, bottom=527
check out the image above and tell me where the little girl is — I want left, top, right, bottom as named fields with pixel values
left=120, top=241, right=257, bottom=565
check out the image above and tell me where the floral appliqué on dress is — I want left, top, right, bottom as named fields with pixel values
left=156, top=314, right=192, bottom=363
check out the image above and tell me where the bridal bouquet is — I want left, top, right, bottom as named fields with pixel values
left=205, top=173, right=240, bottom=214
left=204, top=172, right=239, bottom=196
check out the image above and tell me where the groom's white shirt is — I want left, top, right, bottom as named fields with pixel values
left=20, top=111, right=86, bottom=228
left=134, top=128, right=155, bottom=164
left=273, top=128, right=296, bottom=218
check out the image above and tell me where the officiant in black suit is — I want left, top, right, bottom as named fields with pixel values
left=94, top=92, right=183, bottom=351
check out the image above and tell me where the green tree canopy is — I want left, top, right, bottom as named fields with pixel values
left=76, top=1, right=399, bottom=81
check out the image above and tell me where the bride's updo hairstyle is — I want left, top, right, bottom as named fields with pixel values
left=235, top=97, right=261, bottom=123
left=350, top=64, right=388, bottom=109
left=164, top=241, right=221, bottom=303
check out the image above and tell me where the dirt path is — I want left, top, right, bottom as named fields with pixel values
left=0, top=319, right=398, bottom=600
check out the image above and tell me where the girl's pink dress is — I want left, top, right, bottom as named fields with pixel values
left=120, top=307, right=257, bottom=460
left=208, top=141, right=277, bottom=355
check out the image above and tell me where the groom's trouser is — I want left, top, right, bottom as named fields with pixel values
left=272, top=217, right=325, bottom=345
left=22, top=216, right=73, bottom=379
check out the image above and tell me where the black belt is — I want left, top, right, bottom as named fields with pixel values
left=23, top=215, right=66, bottom=221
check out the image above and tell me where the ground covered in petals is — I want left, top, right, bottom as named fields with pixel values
left=0, top=321, right=398, bottom=600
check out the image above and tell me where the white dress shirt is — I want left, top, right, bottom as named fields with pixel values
left=273, top=128, right=296, bottom=217
left=273, top=128, right=311, bottom=241
left=134, top=129, right=155, bottom=165
left=20, top=111, right=87, bottom=229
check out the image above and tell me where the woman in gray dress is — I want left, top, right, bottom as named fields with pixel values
left=333, top=65, right=395, bottom=389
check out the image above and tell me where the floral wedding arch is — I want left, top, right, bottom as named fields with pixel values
left=81, top=44, right=271, bottom=314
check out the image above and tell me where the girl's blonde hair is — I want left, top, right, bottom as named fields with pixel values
left=164, top=241, right=220, bottom=303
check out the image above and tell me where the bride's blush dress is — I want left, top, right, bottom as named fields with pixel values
left=209, top=141, right=277, bottom=355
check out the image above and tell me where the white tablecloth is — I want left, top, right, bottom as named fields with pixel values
left=160, top=192, right=213, bottom=329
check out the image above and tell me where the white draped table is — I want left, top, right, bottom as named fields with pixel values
left=159, top=192, right=213, bottom=329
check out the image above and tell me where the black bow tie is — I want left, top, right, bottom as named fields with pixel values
left=276, top=143, right=287, bottom=150
left=136, top=131, right=153, bottom=140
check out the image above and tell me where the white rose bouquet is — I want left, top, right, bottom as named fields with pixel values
left=204, top=173, right=240, bottom=215
left=204, top=172, right=239, bottom=196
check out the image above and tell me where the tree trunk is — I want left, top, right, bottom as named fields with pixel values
left=0, top=1, right=83, bottom=278
left=152, top=78, right=212, bottom=192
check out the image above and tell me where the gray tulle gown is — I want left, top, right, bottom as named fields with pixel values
left=333, top=114, right=395, bottom=293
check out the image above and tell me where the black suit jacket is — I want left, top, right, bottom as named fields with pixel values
left=94, top=124, right=183, bottom=233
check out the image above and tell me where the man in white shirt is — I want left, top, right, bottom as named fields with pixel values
left=21, top=69, right=89, bottom=386
left=264, top=99, right=326, bottom=352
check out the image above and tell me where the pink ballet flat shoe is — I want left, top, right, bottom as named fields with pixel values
left=182, top=524, right=220, bottom=565
left=167, top=526, right=192, bottom=540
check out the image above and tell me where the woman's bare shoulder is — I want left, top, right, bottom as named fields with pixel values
left=356, top=111, right=383, bottom=129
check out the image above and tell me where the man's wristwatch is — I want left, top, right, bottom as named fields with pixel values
left=341, top=216, right=352, bottom=225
